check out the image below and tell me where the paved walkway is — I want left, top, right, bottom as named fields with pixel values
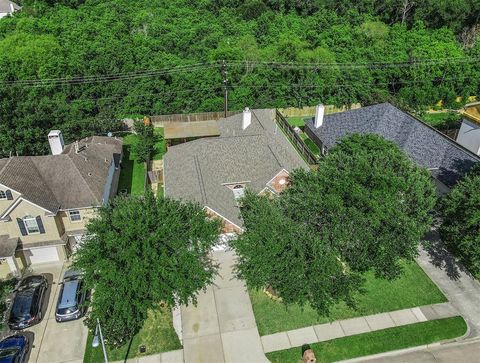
left=112, top=349, right=183, bottom=363
left=180, top=249, right=268, bottom=363
left=417, top=230, right=480, bottom=338
left=261, top=302, right=458, bottom=353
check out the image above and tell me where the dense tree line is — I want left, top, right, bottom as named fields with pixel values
left=0, top=0, right=479, bottom=156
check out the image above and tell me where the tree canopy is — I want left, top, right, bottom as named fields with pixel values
left=232, top=134, right=437, bottom=314
left=131, top=120, right=155, bottom=163
left=0, top=0, right=479, bottom=156
left=439, top=167, right=480, bottom=276
left=73, top=192, right=221, bottom=345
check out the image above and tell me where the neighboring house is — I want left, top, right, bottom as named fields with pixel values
left=0, top=0, right=20, bottom=18
left=0, top=131, right=122, bottom=278
left=305, top=102, right=480, bottom=193
left=164, top=108, right=308, bottom=233
left=457, top=101, right=480, bottom=156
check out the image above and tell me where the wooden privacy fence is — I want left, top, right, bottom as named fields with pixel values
left=278, top=103, right=361, bottom=117
left=275, top=110, right=318, bottom=165
left=150, top=110, right=240, bottom=127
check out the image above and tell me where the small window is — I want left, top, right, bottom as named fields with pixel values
left=23, top=216, right=40, bottom=234
left=232, top=185, right=245, bottom=200
left=68, top=210, right=81, bottom=222
left=0, top=191, right=6, bottom=200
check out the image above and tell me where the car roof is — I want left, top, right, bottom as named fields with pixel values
left=58, top=280, right=80, bottom=309
left=0, top=335, right=26, bottom=349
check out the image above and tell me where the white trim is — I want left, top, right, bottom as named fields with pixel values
left=221, top=180, right=251, bottom=186
left=68, top=210, right=82, bottom=222
left=0, top=197, right=55, bottom=219
left=265, top=168, right=290, bottom=187
left=203, top=206, right=243, bottom=232
left=59, top=206, right=98, bottom=212
left=258, top=186, right=277, bottom=196
left=23, top=216, right=40, bottom=235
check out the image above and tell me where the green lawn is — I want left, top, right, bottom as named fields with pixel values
left=153, top=128, right=166, bottom=160
left=251, top=261, right=446, bottom=335
left=420, top=112, right=461, bottom=129
left=266, top=316, right=466, bottom=363
left=117, top=128, right=165, bottom=196
left=288, top=117, right=307, bottom=128
left=83, top=305, right=181, bottom=362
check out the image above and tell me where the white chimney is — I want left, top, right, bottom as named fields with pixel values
left=10, top=3, right=14, bottom=13
left=314, top=104, right=325, bottom=128
left=242, top=107, right=252, bottom=130
left=48, top=130, right=64, bottom=155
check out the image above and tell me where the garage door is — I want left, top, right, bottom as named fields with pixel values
left=29, top=247, right=60, bottom=264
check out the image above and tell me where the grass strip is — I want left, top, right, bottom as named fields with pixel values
left=266, top=316, right=466, bottom=363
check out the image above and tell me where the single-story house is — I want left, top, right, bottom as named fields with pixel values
left=305, top=102, right=480, bottom=192
left=164, top=108, right=308, bottom=233
left=0, top=131, right=122, bottom=278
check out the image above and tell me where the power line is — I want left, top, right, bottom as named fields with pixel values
left=1, top=56, right=478, bottom=88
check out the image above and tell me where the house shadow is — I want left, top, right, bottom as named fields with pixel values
left=422, top=230, right=469, bottom=281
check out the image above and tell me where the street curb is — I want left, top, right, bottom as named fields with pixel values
left=335, top=318, right=475, bottom=363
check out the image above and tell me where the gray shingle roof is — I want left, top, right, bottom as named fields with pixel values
left=305, top=103, right=479, bottom=187
left=164, top=109, right=308, bottom=227
left=0, top=136, right=122, bottom=212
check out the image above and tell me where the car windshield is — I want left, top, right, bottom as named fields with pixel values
left=11, top=291, right=34, bottom=320
left=57, top=279, right=81, bottom=315
left=0, top=347, right=19, bottom=358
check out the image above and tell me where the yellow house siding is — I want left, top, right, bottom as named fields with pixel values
left=0, top=187, right=20, bottom=215
left=59, top=207, right=96, bottom=233
left=2, top=199, right=61, bottom=244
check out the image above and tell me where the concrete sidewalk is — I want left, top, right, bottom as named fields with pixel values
left=180, top=250, right=268, bottom=363
left=261, top=302, right=458, bottom=353
left=418, top=231, right=480, bottom=338
left=112, top=349, right=183, bottom=363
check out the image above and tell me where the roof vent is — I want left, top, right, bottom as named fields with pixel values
left=88, top=172, right=92, bottom=176
left=314, top=104, right=325, bottom=128
left=242, top=107, right=252, bottom=130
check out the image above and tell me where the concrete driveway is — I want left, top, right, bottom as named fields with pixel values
left=23, top=262, right=88, bottom=363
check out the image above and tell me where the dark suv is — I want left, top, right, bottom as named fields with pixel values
left=8, top=275, right=48, bottom=330
left=55, top=269, right=87, bottom=322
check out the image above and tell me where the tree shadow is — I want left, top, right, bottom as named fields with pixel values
left=422, top=230, right=469, bottom=280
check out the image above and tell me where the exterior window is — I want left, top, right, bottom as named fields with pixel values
left=0, top=191, right=6, bottom=200
left=232, top=185, right=245, bottom=200
left=68, top=210, right=81, bottom=222
left=23, top=216, right=40, bottom=234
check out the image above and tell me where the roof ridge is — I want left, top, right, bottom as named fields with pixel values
left=27, top=156, right=61, bottom=210
left=65, top=153, right=102, bottom=205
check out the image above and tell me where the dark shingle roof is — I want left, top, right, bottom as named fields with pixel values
left=0, top=136, right=122, bottom=212
left=305, top=103, right=479, bottom=187
left=164, top=109, right=308, bottom=227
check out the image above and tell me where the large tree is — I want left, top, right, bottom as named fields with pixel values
left=282, top=134, right=437, bottom=279
left=73, top=192, right=220, bottom=345
left=439, top=166, right=480, bottom=276
left=232, top=192, right=363, bottom=315
left=233, top=134, right=436, bottom=315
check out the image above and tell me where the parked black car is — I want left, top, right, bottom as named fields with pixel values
left=55, top=269, right=87, bottom=322
left=0, top=334, right=29, bottom=363
left=8, top=275, right=48, bottom=330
